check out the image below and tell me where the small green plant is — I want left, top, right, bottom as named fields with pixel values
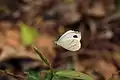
left=19, top=22, right=94, bottom=80
left=29, top=46, right=93, bottom=80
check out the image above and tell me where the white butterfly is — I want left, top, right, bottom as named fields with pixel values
left=55, top=30, right=81, bottom=51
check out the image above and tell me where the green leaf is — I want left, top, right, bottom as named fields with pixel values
left=43, top=70, right=54, bottom=80
left=19, top=23, right=39, bottom=45
left=55, top=70, right=93, bottom=80
left=26, top=70, right=41, bottom=80
left=43, top=70, right=71, bottom=80
left=52, top=75, right=73, bottom=80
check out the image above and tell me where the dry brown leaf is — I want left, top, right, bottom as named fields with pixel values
left=0, top=45, right=48, bottom=69
left=0, top=32, right=5, bottom=47
left=55, top=3, right=81, bottom=25
left=38, top=20, right=58, bottom=36
left=95, top=60, right=117, bottom=79
left=0, top=21, right=13, bottom=31
left=5, top=29, right=20, bottom=48
left=0, top=45, right=40, bottom=61
left=87, top=1, right=106, bottom=17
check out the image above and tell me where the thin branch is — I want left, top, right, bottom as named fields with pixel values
left=0, top=69, right=25, bottom=80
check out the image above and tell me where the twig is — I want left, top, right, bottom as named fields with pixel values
left=0, top=69, right=25, bottom=80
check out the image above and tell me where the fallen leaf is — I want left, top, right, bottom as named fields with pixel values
left=5, top=29, right=20, bottom=48
left=95, top=60, right=117, bottom=79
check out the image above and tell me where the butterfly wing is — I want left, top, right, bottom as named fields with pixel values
left=56, top=39, right=74, bottom=50
left=67, top=39, right=81, bottom=51
left=56, top=39, right=81, bottom=51
left=58, top=30, right=75, bottom=41
left=56, top=30, right=81, bottom=51
left=58, top=30, right=81, bottom=42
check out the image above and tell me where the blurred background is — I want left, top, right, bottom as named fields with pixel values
left=0, top=0, right=120, bottom=80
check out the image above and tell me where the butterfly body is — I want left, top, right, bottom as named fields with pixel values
left=55, top=30, right=81, bottom=51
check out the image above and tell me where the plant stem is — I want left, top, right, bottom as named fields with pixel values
left=49, top=69, right=54, bottom=80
